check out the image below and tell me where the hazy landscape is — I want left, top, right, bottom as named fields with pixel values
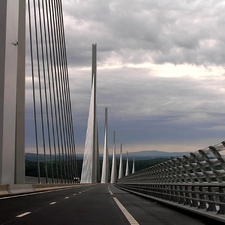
left=25, top=150, right=189, bottom=178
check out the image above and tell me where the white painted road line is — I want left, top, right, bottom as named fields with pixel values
left=50, top=202, right=56, bottom=205
left=108, top=185, right=113, bottom=195
left=65, top=197, right=69, bottom=199
left=113, top=197, right=139, bottom=225
left=73, top=194, right=76, bottom=196
left=16, top=212, right=31, bottom=218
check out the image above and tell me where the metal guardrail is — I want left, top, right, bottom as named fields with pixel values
left=117, top=141, right=225, bottom=222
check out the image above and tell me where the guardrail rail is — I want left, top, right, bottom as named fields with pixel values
left=116, top=141, right=225, bottom=223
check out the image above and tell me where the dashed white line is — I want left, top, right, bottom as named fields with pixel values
left=65, top=197, right=69, bottom=199
left=113, top=197, right=139, bottom=225
left=16, top=212, right=31, bottom=218
left=50, top=202, right=56, bottom=205
left=108, top=185, right=113, bottom=195
left=73, top=194, right=76, bottom=196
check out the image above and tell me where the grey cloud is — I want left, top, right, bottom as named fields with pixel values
left=63, top=0, right=225, bottom=67
left=66, top=64, right=225, bottom=150
left=25, top=0, right=225, bottom=153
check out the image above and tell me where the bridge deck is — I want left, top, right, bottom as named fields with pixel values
left=0, top=184, right=220, bottom=225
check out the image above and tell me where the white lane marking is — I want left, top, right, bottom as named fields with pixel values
left=50, top=202, right=56, bottom=205
left=108, top=185, right=114, bottom=195
left=65, top=197, right=69, bottom=199
left=16, top=212, right=31, bottom=218
left=79, top=192, right=81, bottom=194
left=113, top=197, right=139, bottom=225
left=73, top=194, right=76, bottom=196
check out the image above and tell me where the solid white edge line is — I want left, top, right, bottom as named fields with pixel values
left=113, top=197, right=139, bottom=225
left=16, top=212, right=31, bottom=218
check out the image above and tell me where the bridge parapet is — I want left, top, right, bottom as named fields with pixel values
left=117, top=141, right=225, bottom=222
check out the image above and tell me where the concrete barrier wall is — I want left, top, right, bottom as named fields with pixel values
left=0, top=184, right=79, bottom=197
left=33, top=184, right=76, bottom=192
left=7, top=184, right=34, bottom=195
left=0, top=185, right=8, bottom=196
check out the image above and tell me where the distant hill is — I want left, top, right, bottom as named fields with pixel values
left=77, top=150, right=189, bottom=160
left=124, top=150, right=190, bottom=160
left=25, top=151, right=190, bottom=177
left=26, top=150, right=189, bottom=162
left=25, top=153, right=67, bottom=162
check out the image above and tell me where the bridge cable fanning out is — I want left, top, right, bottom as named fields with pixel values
left=27, top=0, right=77, bottom=184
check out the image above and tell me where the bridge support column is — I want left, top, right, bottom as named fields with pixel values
left=81, top=44, right=99, bottom=183
left=0, top=0, right=25, bottom=184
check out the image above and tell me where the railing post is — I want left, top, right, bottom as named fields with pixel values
left=191, top=186, right=198, bottom=207
left=184, top=185, right=191, bottom=205
left=170, top=185, right=175, bottom=202
left=218, top=187, right=225, bottom=214
left=198, top=186, right=207, bottom=209
left=174, top=185, right=179, bottom=203
left=207, top=187, right=217, bottom=212
left=179, top=185, right=184, bottom=204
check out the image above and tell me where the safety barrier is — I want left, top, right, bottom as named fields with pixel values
left=0, top=183, right=78, bottom=196
left=0, top=185, right=8, bottom=196
left=117, top=141, right=225, bottom=222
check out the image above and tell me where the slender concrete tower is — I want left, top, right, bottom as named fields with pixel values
left=118, top=144, right=124, bottom=179
left=93, top=44, right=100, bottom=183
left=0, top=0, right=26, bottom=184
left=110, top=131, right=117, bottom=183
left=125, top=152, right=129, bottom=176
left=132, top=157, right=135, bottom=174
left=97, top=128, right=100, bottom=183
left=81, top=44, right=99, bottom=183
left=101, top=108, right=109, bottom=183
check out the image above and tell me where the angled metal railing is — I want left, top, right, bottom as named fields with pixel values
left=116, top=141, right=225, bottom=223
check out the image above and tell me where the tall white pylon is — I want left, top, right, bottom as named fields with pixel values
left=125, top=152, right=129, bottom=176
left=101, top=108, right=109, bottom=183
left=0, top=0, right=26, bottom=184
left=110, top=131, right=117, bottom=183
left=81, top=44, right=99, bottom=183
left=132, top=158, right=135, bottom=174
left=118, top=144, right=124, bottom=179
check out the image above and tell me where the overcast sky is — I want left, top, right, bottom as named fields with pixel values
left=26, top=0, right=225, bottom=154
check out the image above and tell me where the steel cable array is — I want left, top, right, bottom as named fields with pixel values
left=27, top=0, right=77, bottom=184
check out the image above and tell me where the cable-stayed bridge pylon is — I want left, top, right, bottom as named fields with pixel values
left=0, top=0, right=77, bottom=185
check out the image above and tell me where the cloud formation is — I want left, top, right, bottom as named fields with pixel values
left=63, top=0, right=225, bottom=67
left=26, top=0, right=225, bottom=154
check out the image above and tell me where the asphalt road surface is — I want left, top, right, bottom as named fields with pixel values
left=0, top=184, right=221, bottom=225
